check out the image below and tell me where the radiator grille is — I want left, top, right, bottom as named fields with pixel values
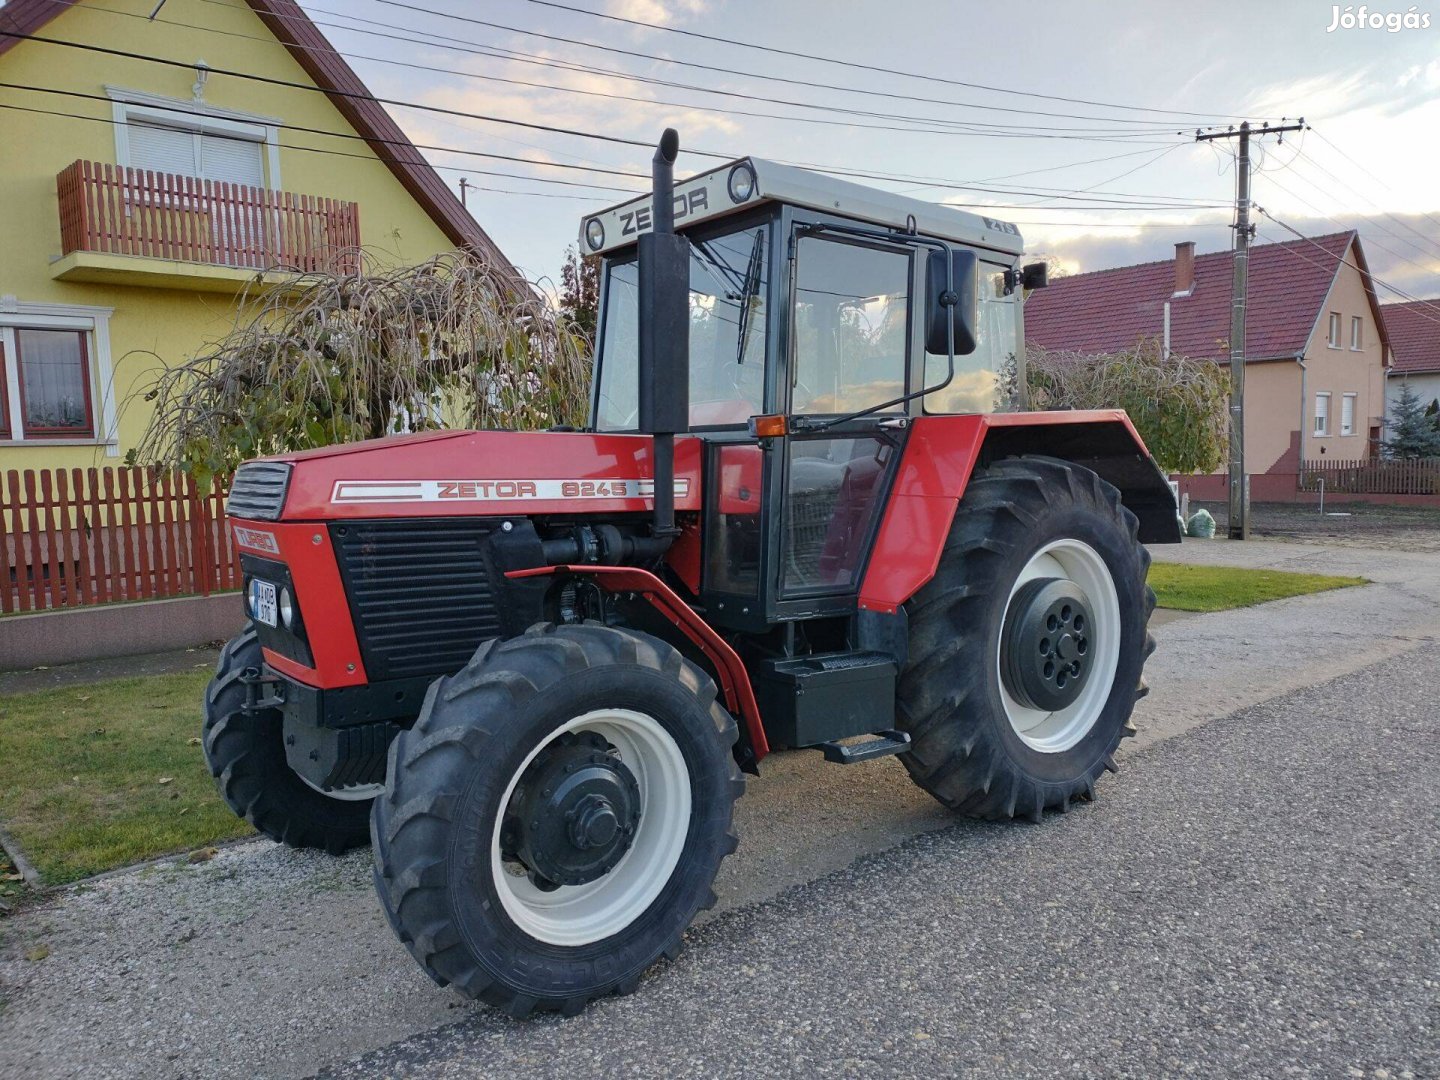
left=332, top=520, right=505, bottom=680
left=226, top=462, right=292, bottom=521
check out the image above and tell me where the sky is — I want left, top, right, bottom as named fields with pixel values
left=305, top=0, right=1440, bottom=300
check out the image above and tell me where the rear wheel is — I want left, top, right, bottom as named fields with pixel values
left=202, top=627, right=372, bottom=854
left=897, top=456, right=1155, bottom=820
left=372, top=622, right=743, bottom=1016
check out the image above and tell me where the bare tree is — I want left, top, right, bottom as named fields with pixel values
left=129, top=250, right=591, bottom=490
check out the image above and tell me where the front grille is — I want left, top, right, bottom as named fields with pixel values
left=332, top=520, right=506, bottom=680
left=227, top=461, right=292, bottom=520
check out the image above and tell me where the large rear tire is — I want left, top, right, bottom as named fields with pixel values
left=897, top=456, right=1155, bottom=821
left=372, top=622, right=744, bottom=1017
left=202, top=627, right=372, bottom=854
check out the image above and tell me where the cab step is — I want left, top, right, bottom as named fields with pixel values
left=816, top=729, right=911, bottom=765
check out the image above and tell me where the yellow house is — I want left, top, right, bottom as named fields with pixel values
left=0, top=0, right=511, bottom=471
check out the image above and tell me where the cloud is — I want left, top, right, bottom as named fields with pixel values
left=606, top=0, right=707, bottom=25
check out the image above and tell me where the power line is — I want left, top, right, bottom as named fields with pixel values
left=1308, top=128, right=1440, bottom=235
left=0, top=33, right=1221, bottom=211
left=1287, top=146, right=1440, bottom=260
left=77, top=0, right=1188, bottom=143
left=0, top=81, right=644, bottom=189
left=360, top=0, right=1235, bottom=130
left=1254, top=208, right=1440, bottom=322
left=0, top=100, right=632, bottom=198
left=515, top=0, right=1264, bottom=122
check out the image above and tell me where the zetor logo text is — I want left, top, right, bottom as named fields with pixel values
left=1326, top=5, right=1431, bottom=30
left=620, top=188, right=710, bottom=236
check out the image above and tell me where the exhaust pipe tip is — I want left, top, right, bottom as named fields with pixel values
left=655, top=127, right=679, bottom=165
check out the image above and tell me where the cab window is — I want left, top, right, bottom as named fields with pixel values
left=594, top=221, right=769, bottom=431
left=791, top=236, right=909, bottom=415
left=922, top=262, right=1019, bottom=414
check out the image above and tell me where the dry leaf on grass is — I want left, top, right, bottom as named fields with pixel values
left=187, top=737, right=202, bottom=746
left=157, top=777, right=174, bottom=785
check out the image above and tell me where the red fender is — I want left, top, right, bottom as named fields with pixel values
left=859, top=410, right=1162, bottom=614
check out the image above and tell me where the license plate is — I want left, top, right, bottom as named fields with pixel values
left=250, top=579, right=278, bottom=628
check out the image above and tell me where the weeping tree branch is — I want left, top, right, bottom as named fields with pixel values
left=128, top=250, right=591, bottom=490
left=1022, top=339, right=1229, bottom=475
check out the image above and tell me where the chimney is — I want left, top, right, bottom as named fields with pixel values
left=1173, top=241, right=1195, bottom=296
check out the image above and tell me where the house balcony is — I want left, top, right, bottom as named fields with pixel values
left=51, top=160, right=361, bottom=293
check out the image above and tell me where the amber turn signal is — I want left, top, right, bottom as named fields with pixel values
left=747, top=414, right=787, bottom=439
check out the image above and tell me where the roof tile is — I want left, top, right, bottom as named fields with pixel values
left=1025, top=232, right=1357, bottom=363
left=1382, top=299, right=1440, bottom=375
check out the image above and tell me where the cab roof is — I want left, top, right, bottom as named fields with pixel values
left=579, top=157, right=1025, bottom=259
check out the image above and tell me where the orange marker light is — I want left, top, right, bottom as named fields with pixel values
left=747, top=414, right=787, bottom=439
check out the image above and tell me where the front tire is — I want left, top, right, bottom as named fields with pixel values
left=202, top=627, right=373, bottom=854
left=372, top=622, right=744, bottom=1016
left=897, top=456, right=1156, bottom=821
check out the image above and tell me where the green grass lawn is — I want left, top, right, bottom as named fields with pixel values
left=0, top=670, right=251, bottom=885
left=1148, top=562, right=1367, bottom=612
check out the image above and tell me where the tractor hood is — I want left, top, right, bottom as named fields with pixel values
left=234, top=430, right=704, bottom=522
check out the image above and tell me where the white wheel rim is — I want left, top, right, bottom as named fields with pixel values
left=299, top=776, right=384, bottom=801
left=997, top=539, right=1121, bottom=754
left=490, top=708, right=691, bottom=947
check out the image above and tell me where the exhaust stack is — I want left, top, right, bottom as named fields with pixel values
left=636, top=128, right=690, bottom=540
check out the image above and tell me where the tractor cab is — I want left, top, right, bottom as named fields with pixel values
left=578, top=158, right=1045, bottom=633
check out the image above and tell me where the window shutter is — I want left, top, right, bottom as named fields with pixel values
left=127, top=121, right=197, bottom=177
left=199, top=131, right=266, bottom=190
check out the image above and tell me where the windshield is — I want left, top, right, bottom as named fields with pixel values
left=594, top=221, right=769, bottom=431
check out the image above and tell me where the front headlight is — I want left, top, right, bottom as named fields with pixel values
left=727, top=162, right=756, bottom=204
left=585, top=217, right=605, bottom=251
left=279, top=586, right=295, bottom=630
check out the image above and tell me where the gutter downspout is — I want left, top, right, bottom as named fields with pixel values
left=1296, top=353, right=1307, bottom=468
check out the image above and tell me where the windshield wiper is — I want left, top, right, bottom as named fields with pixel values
left=734, top=230, right=765, bottom=366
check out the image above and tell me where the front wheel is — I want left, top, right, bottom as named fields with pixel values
left=897, top=456, right=1156, bottom=821
left=202, top=627, right=373, bottom=853
left=372, top=622, right=744, bottom=1016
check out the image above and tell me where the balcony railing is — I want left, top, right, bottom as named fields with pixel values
left=56, top=160, right=360, bottom=274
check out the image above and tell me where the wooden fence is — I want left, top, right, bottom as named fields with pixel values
left=1, top=468, right=241, bottom=614
left=1298, top=457, right=1440, bottom=496
left=56, top=160, right=361, bottom=273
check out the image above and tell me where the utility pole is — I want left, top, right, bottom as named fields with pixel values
left=458, top=177, right=470, bottom=208
left=1196, top=119, right=1304, bottom=539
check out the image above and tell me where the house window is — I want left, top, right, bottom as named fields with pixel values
left=1350, top=316, right=1363, bottom=351
left=0, top=302, right=115, bottom=449
left=109, top=89, right=280, bottom=190
left=1327, top=312, right=1341, bottom=348
left=1314, top=392, right=1331, bottom=436
left=1341, top=393, right=1357, bottom=437
left=11, top=329, right=94, bottom=437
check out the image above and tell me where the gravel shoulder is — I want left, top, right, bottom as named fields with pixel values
left=0, top=537, right=1435, bottom=1078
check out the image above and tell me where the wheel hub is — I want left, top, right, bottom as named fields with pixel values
left=1001, top=577, right=1094, bottom=712
left=502, top=732, right=642, bottom=889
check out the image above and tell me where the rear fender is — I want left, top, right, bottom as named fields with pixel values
left=858, top=410, right=1179, bottom=614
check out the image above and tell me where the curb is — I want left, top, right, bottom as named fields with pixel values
left=0, top=822, right=42, bottom=889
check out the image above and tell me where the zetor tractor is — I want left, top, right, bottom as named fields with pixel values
left=208, top=130, right=1179, bottom=1016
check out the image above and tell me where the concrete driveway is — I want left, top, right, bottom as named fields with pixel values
left=0, top=537, right=1436, bottom=1078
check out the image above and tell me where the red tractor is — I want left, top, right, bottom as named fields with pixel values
left=209, top=131, right=1179, bottom=1016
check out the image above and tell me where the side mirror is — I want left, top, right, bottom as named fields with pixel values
left=924, top=248, right=979, bottom=356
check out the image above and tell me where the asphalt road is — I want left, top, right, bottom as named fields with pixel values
left=319, top=646, right=1440, bottom=1079
left=1, top=538, right=1437, bottom=1078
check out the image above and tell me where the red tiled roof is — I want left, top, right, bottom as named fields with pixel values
left=1382, top=299, right=1440, bottom=374
left=0, top=0, right=514, bottom=273
left=1024, top=232, right=1360, bottom=362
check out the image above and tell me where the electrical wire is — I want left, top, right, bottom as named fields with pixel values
left=359, top=0, right=1235, bottom=129
left=514, top=0, right=1267, bottom=122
